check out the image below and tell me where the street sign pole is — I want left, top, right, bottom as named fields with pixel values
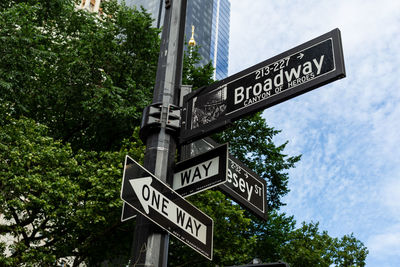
left=130, top=0, right=187, bottom=266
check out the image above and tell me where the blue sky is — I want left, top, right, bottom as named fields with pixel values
left=229, top=0, right=400, bottom=266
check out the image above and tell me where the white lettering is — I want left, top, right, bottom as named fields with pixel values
left=234, top=86, right=244, bottom=104
left=263, top=78, right=273, bottom=91
left=302, top=61, right=312, bottom=75
left=233, top=173, right=238, bottom=188
left=274, top=69, right=283, bottom=86
left=253, top=82, right=262, bottom=96
left=246, top=183, right=253, bottom=201
left=313, top=55, right=324, bottom=75
left=227, top=169, right=232, bottom=183
left=246, top=86, right=252, bottom=99
left=284, top=65, right=301, bottom=82
left=173, top=158, right=219, bottom=190
left=239, top=178, right=245, bottom=193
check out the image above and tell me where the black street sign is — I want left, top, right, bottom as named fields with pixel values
left=221, top=156, right=267, bottom=220
left=120, top=155, right=214, bottom=260
left=183, top=138, right=268, bottom=221
left=173, top=143, right=228, bottom=197
left=121, top=202, right=137, bottom=222
left=122, top=144, right=228, bottom=221
left=181, top=28, right=345, bottom=144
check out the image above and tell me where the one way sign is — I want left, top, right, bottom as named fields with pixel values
left=120, top=155, right=214, bottom=260
left=173, top=143, right=228, bottom=197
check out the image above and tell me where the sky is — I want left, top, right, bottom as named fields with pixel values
left=228, top=0, right=400, bottom=266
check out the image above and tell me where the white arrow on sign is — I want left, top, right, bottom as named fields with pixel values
left=129, top=176, right=207, bottom=244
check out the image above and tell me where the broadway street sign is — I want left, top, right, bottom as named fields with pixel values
left=181, top=138, right=268, bottom=221
left=180, top=28, right=345, bottom=144
left=120, top=155, right=214, bottom=260
left=173, top=144, right=228, bottom=197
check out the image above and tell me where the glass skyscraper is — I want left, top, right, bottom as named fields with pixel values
left=124, top=0, right=165, bottom=28
left=210, top=0, right=230, bottom=80
left=124, top=0, right=230, bottom=80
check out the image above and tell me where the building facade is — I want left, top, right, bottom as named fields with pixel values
left=124, top=0, right=165, bottom=28
left=77, top=0, right=103, bottom=13
left=210, top=0, right=230, bottom=80
left=124, top=0, right=230, bottom=80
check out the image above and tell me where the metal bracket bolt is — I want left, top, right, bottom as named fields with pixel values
left=139, top=103, right=181, bottom=142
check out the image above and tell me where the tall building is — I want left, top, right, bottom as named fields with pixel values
left=77, top=0, right=103, bottom=13
left=124, top=0, right=165, bottom=28
left=124, top=0, right=230, bottom=80
left=210, top=0, right=230, bottom=80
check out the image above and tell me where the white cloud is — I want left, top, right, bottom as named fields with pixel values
left=381, top=179, right=400, bottom=216
left=368, top=224, right=400, bottom=262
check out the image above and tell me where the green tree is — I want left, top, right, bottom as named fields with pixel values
left=332, top=233, right=368, bottom=267
left=0, top=113, right=145, bottom=266
left=235, top=212, right=369, bottom=267
left=0, top=116, right=84, bottom=266
left=280, top=222, right=336, bottom=266
left=0, top=0, right=160, bottom=151
left=250, top=211, right=297, bottom=263
left=182, top=45, right=215, bottom=89
left=215, top=112, right=301, bottom=210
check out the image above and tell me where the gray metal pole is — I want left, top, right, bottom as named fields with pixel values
left=130, top=0, right=187, bottom=266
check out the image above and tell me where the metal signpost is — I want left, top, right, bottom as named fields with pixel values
left=180, top=28, right=345, bottom=144
left=173, top=143, right=228, bottom=197
left=128, top=0, right=188, bottom=266
left=121, top=156, right=214, bottom=260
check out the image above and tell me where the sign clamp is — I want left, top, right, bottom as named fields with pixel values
left=139, top=103, right=181, bottom=141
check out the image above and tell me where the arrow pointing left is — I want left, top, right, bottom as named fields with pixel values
left=120, top=155, right=214, bottom=260
left=130, top=177, right=153, bottom=214
left=129, top=176, right=207, bottom=244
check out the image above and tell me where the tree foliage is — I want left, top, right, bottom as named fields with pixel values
left=280, top=222, right=368, bottom=267
left=0, top=0, right=160, bottom=151
left=0, top=112, right=146, bottom=266
left=182, top=45, right=215, bottom=90
left=0, top=116, right=81, bottom=266
left=215, top=112, right=301, bottom=210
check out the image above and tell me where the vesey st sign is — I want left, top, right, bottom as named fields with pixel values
left=182, top=138, right=268, bottom=220
left=120, top=156, right=214, bottom=260
left=180, top=29, right=345, bottom=143
left=220, top=156, right=266, bottom=220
